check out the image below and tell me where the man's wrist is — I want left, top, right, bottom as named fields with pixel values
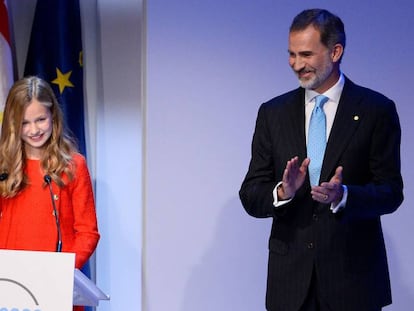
left=331, top=185, right=348, bottom=213
left=273, top=181, right=294, bottom=208
left=277, top=182, right=293, bottom=200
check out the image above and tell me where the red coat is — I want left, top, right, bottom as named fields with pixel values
left=0, top=153, right=100, bottom=269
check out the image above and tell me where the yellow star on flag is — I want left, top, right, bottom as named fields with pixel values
left=52, top=68, right=74, bottom=94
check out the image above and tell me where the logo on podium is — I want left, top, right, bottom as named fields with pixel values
left=0, top=277, right=41, bottom=310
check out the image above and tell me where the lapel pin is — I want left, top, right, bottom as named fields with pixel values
left=353, top=115, right=359, bottom=121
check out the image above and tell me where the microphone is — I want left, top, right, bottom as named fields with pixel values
left=0, top=173, right=8, bottom=181
left=44, top=175, right=62, bottom=252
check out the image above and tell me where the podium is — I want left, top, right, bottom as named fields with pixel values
left=0, top=249, right=109, bottom=311
left=74, top=267, right=110, bottom=306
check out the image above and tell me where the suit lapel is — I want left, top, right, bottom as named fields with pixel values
left=320, top=78, right=364, bottom=182
left=283, top=88, right=307, bottom=161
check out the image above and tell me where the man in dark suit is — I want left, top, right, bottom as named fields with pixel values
left=239, top=9, right=403, bottom=311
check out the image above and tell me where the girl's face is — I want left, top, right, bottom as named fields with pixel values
left=21, top=99, right=53, bottom=159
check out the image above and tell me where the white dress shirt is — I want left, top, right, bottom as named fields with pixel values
left=273, top=72, right=348, bottom=213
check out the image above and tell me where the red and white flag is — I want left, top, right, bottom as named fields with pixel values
left=0, top=0, right=14, bottom=124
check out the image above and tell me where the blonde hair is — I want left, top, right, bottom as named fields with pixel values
left=0, top=76, right=78, bottom=197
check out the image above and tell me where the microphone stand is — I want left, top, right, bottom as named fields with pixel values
left=44, top=175, right=62, bottom=252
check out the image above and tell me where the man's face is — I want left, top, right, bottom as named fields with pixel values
left=288, top=25, right=337, bottom=93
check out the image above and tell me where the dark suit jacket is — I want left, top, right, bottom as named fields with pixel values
left=239, top=77, right=403, bottom=311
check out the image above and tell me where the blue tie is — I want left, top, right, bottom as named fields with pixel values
left=307, top=95, right=329, bottom=186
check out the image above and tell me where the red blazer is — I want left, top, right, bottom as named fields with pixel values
left=0, top=153, right=100, bottom=269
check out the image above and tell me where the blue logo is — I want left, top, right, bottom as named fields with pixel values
left=0, top=278, right=42, bottom=311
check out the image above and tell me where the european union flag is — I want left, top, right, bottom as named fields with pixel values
left=24, top=2, right=91, bottom=309
left=24, top=0, right=86, bottom=156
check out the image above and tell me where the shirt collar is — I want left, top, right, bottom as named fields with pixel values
left=305, top=72, right=345, bottom=104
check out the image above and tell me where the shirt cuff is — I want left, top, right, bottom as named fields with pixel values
left=330, top=185, right=348, bottom=213
left=273, top=181, right=293, bottom=208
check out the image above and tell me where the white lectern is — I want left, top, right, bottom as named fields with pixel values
left=0, top=249, right=109, bottom=311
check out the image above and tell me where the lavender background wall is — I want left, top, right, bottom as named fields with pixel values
left=146, top=1, right=414, bottom=311
left=7, top=0, right=414, bottom=310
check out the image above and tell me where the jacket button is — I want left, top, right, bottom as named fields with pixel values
left=312, top=214, right=318, bottom=221
left=307, top=242, right=314, bottom=249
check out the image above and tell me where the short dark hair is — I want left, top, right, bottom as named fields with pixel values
left=290, top=9, right=346, bottom=51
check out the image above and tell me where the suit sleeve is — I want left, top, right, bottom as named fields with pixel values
left=239, top=104, right=285, bottom=218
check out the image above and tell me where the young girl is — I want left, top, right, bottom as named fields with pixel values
left=0, top=76, right=100, bottom=309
